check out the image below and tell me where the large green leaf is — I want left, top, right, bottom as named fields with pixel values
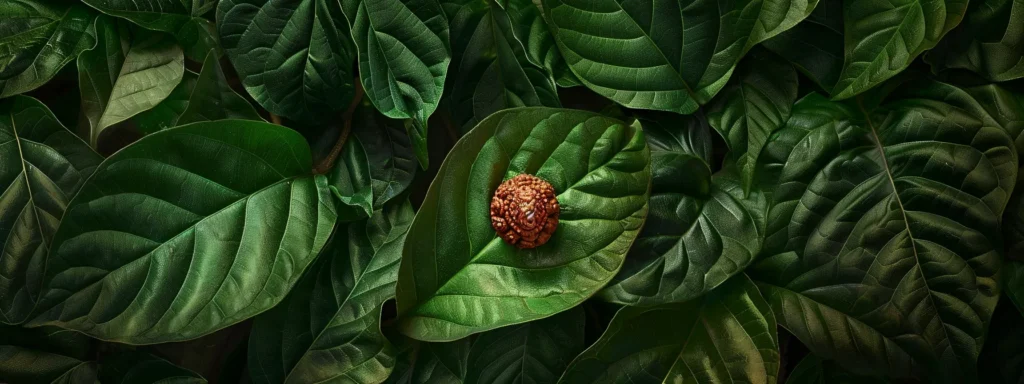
left=464, top=306, right=584, bottom=384
left=0, top=1, right=96, bottom=98
left=707, top=50, right=798, bottom=195
left=217, top=0, right=356, bottom=123
left=749, top=80, right=1017, bottom=383
left=80, top=0, right=218, bottom=60
left=763, top=0, right=968, bottom=99
left=98, top=353, right=206, bottom=384
left=786, top=355, right=890, bottom=384
left=396, top=107, right=651, bottom=342
left=560, top=275, right=779, bottom=384
left=341, top=0, right=451, bottom=168
left=27, top=121, right=338, bottom=344
left=78, top=17, right=185, bottom=147
left=541, top=0, right=817, bottom=114
left=503, top=0, right=580, bottom=88
left=328, top=100, right=418, bottom=217
left=0, top=325, right=97, bottom=384
left=925, top=0, right=1024, bottom=82
left=248, top=199, right=415, bottom=384
left=0, top=96, right=102, bottom=325
left=442, top=0, right=560, bottom=134
left=385, top=336, right=471, bottom=384
left=133, top=51, right=263, bottom=133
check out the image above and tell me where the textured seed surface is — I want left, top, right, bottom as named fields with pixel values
left=490, top=174, right=559, bottom=249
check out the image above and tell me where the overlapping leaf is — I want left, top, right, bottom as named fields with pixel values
left=749, top=80, right=1017, bottom=383
left=560, top=275, right=779, bottom=384
left=81, top=0, right=218, bottom=60
left=786, top=356, right=890, bottom=384
left=385, top=336, right=471, bottom=384
left=0, top=325, right=97, bottom=384
left=78, top=17, right=185, bottom=147
left=542, top=0, right=818, bottom=114
left=396, top=107, right=650, bottom=342
left=442, top=0, right=560, bottom=134
left=925, top=0, right=1024, bottom=82
left=503, top=0, right=579, bottom=87
left=0, top=1, right=96, bottom=98
left=0, top=96, right=102, bottom=325
left=248, top=200, right=414, bottom=384
left=217, top=0, right=356, bottom=123
left=464, top=306, right=584, bottom=384
left=28, top=121, right=338, bottom=344
left=98, top=353, right=206, bottom=384
left=342, top=0, right=451, bottom=168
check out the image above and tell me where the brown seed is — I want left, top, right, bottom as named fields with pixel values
left=490, top=174, right=559, bottom=249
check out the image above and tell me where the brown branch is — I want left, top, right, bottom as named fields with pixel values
left=269, top=113, right=282, bottom=125
left=314, top=80, right=365, bottom=174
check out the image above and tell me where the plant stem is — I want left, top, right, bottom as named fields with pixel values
left=269, top=113, right=282, bottom=125
left=313, top=81, right=364, bottom=174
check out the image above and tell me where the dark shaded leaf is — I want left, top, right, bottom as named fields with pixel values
left=0, top=325, right=97, bottom=384
left=926, top=0, right=1024, bottom=82
left=98, top=352, right=206, bottom=384
left=0, top=1, right=96, bottom=98
left=464, top=306, right=584, bottom=384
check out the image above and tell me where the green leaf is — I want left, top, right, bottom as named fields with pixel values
left=634, top=110, right=713, bottom=164
left=134, top=51, right=263, bottom=133
left=925, top=0, right=1024, bottom=81
left=342, top=0, right=451, bottom=168
left=559, top=275, right=779, bottom=384
left=0, top=1, right=97, bottom=98
left=98, top=353, right=206, bottom=384
left=762, top=0, right=969, bottom=99
left=385, top=336, right=471, bottom=384
left=217, top=0, right=356, bottom=123
left=464, top=306, right=584, bottom=384
left=1009, top=262, right=1024, bottom=313
left=248, top=199, right=415, bottom=384
left=0, top=325, right=98, bottom=384
left=28, top=120, right=339, bottom=344
left=328, top=100, right=418, bottom=215
left=542, top=0, right=818, bottom=114
left=503, top=0, right=580, bottom=88
left=749, top=81, right=1017, bottom=383
left=0, top=96, right=103, bottom=325
left=396, top=107, right=651, bottom=342
left=442, top=0, right=560, bottom=134
left=78, top=17, right=185, bottom=147
left=80, top=0, right=217, bottom=60
left=786, top=355, right=890, bottom=384
left=707, top=50, right=798, bottom=195
left=978, top=297, right=1024, bottom=384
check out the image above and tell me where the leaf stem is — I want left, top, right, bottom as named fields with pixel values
left=314, top=80, right=365, bottom=174
left=269, top=113, right=282, bottom=125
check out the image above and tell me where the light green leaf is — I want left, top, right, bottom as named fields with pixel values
left=0, top=1, right=97, bottom=98
left=78, top=17, right=185, bottom=147
left=442, top=0, right=560, bottom=134
left=248, top=199, right=414, bottom=384
left=750, top=81, right=1017, bottom=383
left=0, top=96, right=102, bottom=325
left=707, top=50, right=798, bottom=195
left=98, top=353, right=206, bottom=384
left=0, top=325, right=98, bottom=384
left=132, top=70, right=198, bottom=134
left=786, top=355, right=890, bottom=384
left=341, top=0, right=451, bottom=168
left=28, top=120, right=338, bottom=344
left=80, top=0, right=217, bottom=60
left=542, top=0, right=818, bottom=114
left=465, top=306, right=584, bottom=384
left=559, top=275, right=779, bottom=384
left=396, top=107, right=651, bottom=342
left=217, top=0, right=356, bottom=123
left=925, top=0, right=1024, bottom=81
left=385, top=336, right=471, bottom=384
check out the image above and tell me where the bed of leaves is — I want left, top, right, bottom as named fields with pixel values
left=2, top=0, right=1024, bottom=383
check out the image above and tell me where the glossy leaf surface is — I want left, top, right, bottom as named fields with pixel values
left=0, top=1, right=96, bottom=98
left=560, top=275, right=779, bottom=384
left=98, top=352, right=206, bottom=383
left=249, top=200, right=415, bottom=384
left=750, top=81, right=1017, bottom=382
left=443, top=0, right=560, bottom=134
left=29, top=121, right=338, bottom=344
left=342, top=0, right=451, bottom=168
left=0, top=96, right=102, bottom=325
left=78, top=17, right=185, bottom=147
left=397, top=107, right=651, bottom=341
left=464, top=306, right=584, bottom=384
left=542, top=0, right=817, bottom=114
left=217, top=0, right=355, bottom=123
